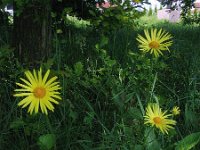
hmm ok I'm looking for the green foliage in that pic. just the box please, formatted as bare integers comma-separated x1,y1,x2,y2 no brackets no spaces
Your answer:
0,0,12,8
51,0,105,20
148,7,153,16
0,45,21,83
180,0,200,25
63,15,90,29
1,3,200,149
175,132,200,150
159,5,163,10
49,41,168,148
74,61,84,76
144,128,161,150
181,0,193,16
15,0,30,16
154,6,158,14
12,0,52,16
10,118,26,129
0,45,13,70
38,134,56,150
90,3,143,35
182,10,200,26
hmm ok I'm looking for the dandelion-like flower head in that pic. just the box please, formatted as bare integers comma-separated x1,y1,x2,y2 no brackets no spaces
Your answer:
136,28,173,57
144,103,176,134
14,68,61,115
172,106,180,116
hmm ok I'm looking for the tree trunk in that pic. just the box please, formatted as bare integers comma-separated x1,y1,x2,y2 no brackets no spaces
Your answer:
13,1,51,66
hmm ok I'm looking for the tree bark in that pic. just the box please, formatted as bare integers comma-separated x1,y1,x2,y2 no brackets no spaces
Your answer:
13,1,51,66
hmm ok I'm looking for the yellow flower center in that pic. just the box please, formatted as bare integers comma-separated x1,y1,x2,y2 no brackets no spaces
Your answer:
33,87,46,98
153,117,162,124
149,41,160,49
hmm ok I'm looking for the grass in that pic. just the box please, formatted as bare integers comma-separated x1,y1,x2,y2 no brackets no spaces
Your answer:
1,14,200,149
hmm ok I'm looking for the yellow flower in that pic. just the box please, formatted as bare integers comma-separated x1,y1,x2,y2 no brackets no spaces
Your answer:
172,106,180,116
136,28,173,57
144,103,176,134
14,68,61,115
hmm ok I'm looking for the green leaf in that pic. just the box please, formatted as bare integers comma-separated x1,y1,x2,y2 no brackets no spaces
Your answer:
105,59,116,67
99,36,109,48
175,132,200,150
74,62,83,76
1,0,12,8
144,128,161,150
128,107,143,120
38,134,56,150
134,145,144,150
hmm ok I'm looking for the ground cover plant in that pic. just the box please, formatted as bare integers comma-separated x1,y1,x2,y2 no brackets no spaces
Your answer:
1,0,200,149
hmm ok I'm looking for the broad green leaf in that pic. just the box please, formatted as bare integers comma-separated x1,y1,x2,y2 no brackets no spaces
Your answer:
175,132,200,150
38,134,56,150
144,128,161,150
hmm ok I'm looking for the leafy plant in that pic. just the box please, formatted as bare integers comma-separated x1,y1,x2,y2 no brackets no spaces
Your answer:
175,132,200,150
182,10,200,25
90,2,143,35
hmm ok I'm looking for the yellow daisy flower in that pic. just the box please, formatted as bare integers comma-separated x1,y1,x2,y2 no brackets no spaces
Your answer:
136,28,173,57
172,106,180,116
144,103,176,134
14,68,61,115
